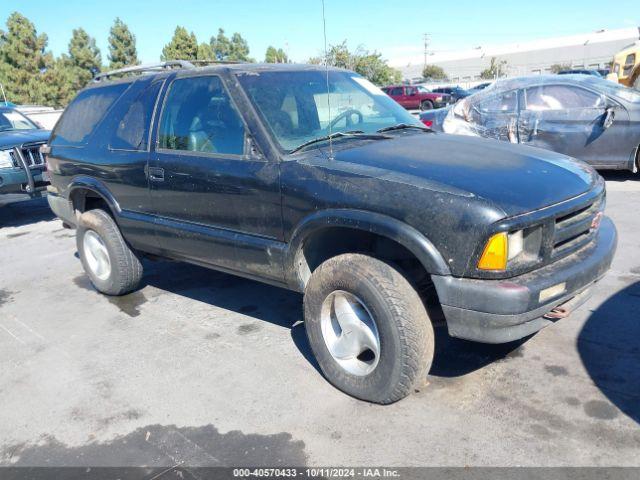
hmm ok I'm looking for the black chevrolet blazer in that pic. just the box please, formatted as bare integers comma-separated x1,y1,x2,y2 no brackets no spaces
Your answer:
45,62,617,403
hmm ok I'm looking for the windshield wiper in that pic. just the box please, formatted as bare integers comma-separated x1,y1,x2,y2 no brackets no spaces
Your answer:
377,123,432,133
289,131,390,154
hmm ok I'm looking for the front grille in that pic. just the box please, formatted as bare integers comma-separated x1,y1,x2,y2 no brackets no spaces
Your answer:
551,196,602,257
10,143,47,169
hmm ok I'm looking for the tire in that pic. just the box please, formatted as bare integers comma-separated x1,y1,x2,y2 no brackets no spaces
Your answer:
76,209,143,296
304,253,435,404
420,100,434,111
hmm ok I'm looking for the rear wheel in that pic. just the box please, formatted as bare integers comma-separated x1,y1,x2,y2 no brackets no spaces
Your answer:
303,253,434,404
420,100,434,111
76,209,143,296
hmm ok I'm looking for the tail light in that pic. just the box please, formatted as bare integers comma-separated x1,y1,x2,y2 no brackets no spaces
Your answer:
421,119,433,128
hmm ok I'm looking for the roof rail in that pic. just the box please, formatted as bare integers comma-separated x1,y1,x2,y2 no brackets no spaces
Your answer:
93,60,195,82
189,59,247,65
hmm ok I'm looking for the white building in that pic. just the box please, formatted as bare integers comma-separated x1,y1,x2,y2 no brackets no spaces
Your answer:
392,27,640,86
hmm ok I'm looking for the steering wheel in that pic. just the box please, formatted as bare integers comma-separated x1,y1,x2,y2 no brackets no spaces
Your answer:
328,109,364,131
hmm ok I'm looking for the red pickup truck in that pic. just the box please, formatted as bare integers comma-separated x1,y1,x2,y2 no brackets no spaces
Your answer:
382,85,452,111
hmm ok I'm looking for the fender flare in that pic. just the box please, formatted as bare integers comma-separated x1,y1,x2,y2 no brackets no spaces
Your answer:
66,176,121,216
285,209,451,289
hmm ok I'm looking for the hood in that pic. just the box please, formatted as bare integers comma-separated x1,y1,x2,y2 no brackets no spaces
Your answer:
329,133,597,217
0,129,51,150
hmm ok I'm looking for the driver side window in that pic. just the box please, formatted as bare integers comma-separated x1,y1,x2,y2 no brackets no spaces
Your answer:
158,75,246,156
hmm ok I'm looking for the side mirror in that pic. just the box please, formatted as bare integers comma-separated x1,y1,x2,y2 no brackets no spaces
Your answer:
603,107,615,129
246,136,264,160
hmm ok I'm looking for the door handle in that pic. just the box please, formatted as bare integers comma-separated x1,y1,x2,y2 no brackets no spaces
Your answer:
147,166,164,182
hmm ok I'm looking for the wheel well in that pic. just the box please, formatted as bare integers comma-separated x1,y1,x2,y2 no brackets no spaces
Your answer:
70,189,113,217
295,227,439,306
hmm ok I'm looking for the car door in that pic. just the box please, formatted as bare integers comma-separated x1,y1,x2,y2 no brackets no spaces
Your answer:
149,73,284,281
403,86,419,109
389,87,405,107
468,89,519,142
518,83,632,168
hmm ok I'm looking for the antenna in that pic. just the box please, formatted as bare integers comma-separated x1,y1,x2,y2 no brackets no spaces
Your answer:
321,0,334,160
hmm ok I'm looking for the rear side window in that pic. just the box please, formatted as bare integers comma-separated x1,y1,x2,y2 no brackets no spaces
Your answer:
110,81,163,151
51,83,129,146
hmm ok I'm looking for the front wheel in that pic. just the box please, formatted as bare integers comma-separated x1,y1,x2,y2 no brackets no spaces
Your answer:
303,254,434,404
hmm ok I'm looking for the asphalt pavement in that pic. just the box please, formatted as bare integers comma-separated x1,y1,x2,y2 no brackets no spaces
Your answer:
0,172,639,467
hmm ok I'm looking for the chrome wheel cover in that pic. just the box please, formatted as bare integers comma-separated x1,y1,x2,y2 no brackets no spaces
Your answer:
83,230,111,281
320,290,381,376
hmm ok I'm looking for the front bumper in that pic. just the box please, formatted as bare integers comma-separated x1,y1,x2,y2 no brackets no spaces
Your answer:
47,189,77,227
432,216,617,343
0,167,48,195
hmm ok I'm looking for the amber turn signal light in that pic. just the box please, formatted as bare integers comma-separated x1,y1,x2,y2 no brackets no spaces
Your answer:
478,232,508,271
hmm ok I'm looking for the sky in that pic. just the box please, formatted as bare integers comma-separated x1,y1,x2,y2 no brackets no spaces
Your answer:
2,0,639,67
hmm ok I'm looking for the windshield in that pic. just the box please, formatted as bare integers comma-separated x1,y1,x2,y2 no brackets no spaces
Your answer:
237,70,421,152
0,110,38,132
416,86,430,93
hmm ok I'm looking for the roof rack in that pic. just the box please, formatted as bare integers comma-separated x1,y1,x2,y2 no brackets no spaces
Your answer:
93,60,196,82
189,59,247,65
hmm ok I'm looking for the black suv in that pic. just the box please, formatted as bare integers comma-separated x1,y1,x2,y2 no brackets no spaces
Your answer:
46,62,617,403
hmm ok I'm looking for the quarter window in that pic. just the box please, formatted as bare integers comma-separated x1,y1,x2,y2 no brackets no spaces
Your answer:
158,76,245,156
110,81,162,151
389,87,403,96
52,83,129,146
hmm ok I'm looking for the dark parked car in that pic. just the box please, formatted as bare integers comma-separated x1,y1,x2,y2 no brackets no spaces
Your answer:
382,85,452,110
431,86,471,102
46,62,616,403
558,69,603,77
468,82,492,93
0,107,50,196
420,75,640,171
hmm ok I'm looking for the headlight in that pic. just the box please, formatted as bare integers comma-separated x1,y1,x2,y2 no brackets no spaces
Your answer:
0,149,14,168
477,230,524,271
507,230,524,260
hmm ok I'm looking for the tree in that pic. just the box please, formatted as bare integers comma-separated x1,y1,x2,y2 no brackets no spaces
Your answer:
0,12,51,105
209,28,252,62
66,28,102,93
265,46,288,63
108,18,138,69
309,41,401,86
480,57,508,80
197,42,215,61
549,63,572,74
422,64,447,81
161,26,197,61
